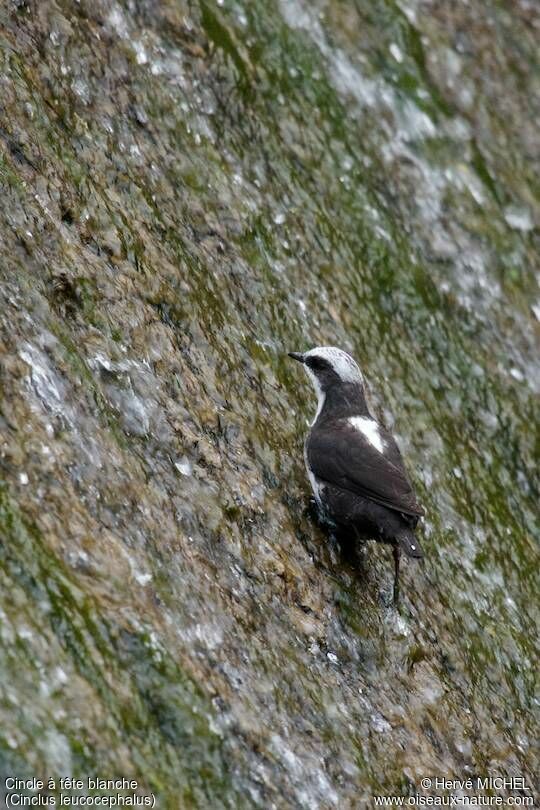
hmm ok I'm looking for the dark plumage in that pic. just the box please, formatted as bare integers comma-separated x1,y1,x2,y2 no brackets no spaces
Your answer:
288,346,424,602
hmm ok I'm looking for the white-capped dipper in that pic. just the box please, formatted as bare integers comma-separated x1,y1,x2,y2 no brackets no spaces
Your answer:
288,346,424,602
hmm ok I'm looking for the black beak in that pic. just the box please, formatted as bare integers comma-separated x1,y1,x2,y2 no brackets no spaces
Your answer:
288,352,305,363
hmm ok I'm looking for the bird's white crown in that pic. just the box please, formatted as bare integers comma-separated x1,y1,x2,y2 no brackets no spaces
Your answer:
305,346,363,384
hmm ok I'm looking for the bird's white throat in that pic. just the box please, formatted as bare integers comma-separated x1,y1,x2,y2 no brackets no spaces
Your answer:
305,367,326,425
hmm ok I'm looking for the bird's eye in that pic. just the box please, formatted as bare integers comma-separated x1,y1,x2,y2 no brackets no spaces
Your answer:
307,357,325,370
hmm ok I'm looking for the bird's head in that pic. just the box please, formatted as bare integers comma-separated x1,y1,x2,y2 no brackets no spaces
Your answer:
288,346,364,396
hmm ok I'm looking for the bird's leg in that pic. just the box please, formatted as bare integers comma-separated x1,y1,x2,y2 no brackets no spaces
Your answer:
392,545,401,605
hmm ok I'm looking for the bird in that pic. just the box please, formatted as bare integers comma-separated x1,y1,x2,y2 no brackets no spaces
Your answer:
288,346,424,603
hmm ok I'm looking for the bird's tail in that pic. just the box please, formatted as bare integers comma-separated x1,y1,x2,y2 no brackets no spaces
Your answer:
397,530,423,558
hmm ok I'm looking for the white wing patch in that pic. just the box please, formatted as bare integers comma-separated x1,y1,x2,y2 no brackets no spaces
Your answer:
348,416,385,454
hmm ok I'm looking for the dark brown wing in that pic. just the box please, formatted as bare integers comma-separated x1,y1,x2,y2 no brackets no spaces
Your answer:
307,420,424,518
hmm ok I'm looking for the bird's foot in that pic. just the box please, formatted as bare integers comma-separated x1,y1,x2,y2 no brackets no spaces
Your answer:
306,497,322,523
306,497,336,532
378,583,400,610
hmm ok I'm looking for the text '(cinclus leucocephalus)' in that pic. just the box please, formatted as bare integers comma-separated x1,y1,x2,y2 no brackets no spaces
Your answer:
288,346,424,603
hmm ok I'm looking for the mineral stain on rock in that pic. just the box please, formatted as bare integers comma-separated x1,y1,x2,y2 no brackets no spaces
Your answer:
0,0,538,807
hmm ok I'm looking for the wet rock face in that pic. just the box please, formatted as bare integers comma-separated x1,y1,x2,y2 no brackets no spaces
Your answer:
0,0,538,806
